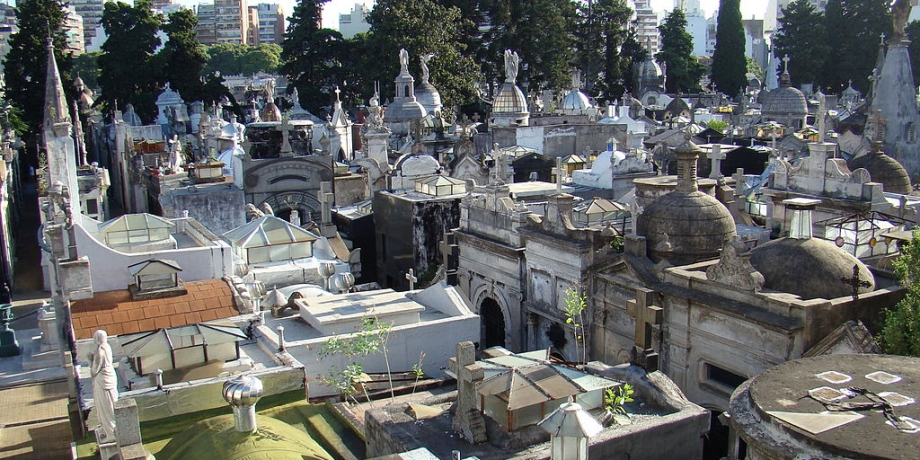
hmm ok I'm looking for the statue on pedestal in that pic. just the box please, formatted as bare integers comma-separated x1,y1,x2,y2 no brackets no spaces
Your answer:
91,330,118,441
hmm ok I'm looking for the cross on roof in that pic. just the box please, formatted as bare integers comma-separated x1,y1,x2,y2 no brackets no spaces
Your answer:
881,33,886,45
334,86,341,102
626,288,663,351
708,144,725,179
841,264,871,300
319,181,334,223
405,268,418,290
439,230,459,283
553,157,566,195
782,54,790,74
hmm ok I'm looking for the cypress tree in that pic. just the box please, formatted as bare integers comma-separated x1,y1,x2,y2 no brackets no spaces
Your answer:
710,0,747,99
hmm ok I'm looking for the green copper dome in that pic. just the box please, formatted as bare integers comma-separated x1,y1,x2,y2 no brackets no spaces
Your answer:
156,414,333,460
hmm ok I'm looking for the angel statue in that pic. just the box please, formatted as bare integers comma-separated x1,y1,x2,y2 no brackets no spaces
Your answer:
892,0,912,40
399,48,409,74
245,204,265,221
504,49,520,83
420,53,435,83
260,202,275,216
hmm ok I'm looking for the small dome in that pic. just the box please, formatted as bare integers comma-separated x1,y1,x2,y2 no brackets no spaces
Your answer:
639,59,662,80
493,82,528,115
750,238,875,300
638,137,736,264
156,414,333,460
847,142,911,194
561,89,592,115
761,71,807,122
260,102,282,122
386,99,427,122
415,81,442,114
665,96,691,119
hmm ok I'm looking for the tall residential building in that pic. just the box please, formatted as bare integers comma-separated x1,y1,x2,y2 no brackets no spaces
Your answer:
151,0,173,11
196,4,217,46
256,3,285,44
0,24,16,73
214,0,249,45
338,3,370,39
632,0,660,55
69,0,103,48
247,6,260,45
63,6,85,55
673,0,703,17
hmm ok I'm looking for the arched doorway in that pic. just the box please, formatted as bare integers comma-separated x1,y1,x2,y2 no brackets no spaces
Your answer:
480,298,505,349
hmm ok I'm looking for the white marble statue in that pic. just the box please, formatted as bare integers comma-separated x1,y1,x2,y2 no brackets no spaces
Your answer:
167,135,184,174
91,330,118,441
399,48,409,74
420,53,434,83
504,50,520,83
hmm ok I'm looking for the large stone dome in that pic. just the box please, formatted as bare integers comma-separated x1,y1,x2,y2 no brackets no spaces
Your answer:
157,414,334,460
415,81,442,115
847,141,912,194
561,89,592,115
637,136,736,264
760,71,807,128
750,237,875,300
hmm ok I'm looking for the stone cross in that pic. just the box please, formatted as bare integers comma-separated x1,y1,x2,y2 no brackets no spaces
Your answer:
732,168,748,201
439,231,459,284
816,90,827,142
708,144,725,179
279,114,293,156
319,181,333,224
449,341,487,443
405,268,418,290
626,288,663,370
471,112,481,123
782,54,790,74
629,201,642,235
334,86,341,102
869,109,887,144
553,157,566,195
841,264,872,300
492,143,502,183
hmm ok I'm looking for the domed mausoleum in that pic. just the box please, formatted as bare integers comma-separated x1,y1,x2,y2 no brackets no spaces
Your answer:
750,198,875,300
847,140,912,194
760,58,807,129
637,135,736,265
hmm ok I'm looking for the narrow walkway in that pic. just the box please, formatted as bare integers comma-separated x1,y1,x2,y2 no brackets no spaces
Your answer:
0,380,72,459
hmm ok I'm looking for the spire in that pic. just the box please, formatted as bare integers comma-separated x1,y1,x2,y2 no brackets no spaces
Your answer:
43,37,71,129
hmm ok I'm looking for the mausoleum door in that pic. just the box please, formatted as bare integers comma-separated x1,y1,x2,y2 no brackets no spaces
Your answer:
481,298,506,349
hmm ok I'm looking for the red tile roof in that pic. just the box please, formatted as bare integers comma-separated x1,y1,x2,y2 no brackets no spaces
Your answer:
70,279,237,339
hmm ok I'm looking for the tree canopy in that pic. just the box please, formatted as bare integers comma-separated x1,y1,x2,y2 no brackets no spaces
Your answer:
773,0,829,88
820,0,890,93
710,0,747,98
365,0,481,109
574,0,633,101
656,8,705,93
3,0,72,141
161,9,206,103
97,0,163,122
881,233,920,357
280,0,346,115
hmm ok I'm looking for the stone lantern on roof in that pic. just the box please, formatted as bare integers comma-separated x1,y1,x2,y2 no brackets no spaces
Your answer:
538,399,604,460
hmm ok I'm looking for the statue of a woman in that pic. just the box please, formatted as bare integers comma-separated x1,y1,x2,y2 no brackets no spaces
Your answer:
504,50,519,83
892,0,912,40
399,48,409,73
91,330,118,441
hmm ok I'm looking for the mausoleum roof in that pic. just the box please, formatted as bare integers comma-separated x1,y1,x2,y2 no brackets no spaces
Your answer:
493,82,528,115
847,142,912,194
750,237,875,300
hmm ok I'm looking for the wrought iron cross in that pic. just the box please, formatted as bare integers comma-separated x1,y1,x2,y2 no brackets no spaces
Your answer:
841,264,871,300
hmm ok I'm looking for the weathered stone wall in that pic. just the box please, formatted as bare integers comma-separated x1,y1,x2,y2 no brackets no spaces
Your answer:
162,184,246,235
333,173,367,207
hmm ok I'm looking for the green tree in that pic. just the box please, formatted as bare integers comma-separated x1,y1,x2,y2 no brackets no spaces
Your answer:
881,233,920,356
773,0,828,88
482,0,577,93
203,43,247,75
98,0,163,122
365,0,481,109
160,9,206,102
3,0,72,141
711,0,747,98
906,21,920,89
73,51,102,90
821,0,890,93
241,44,281,76
619,23,648,95
280,0,346,114
656,8,705,93
575,0,633,101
